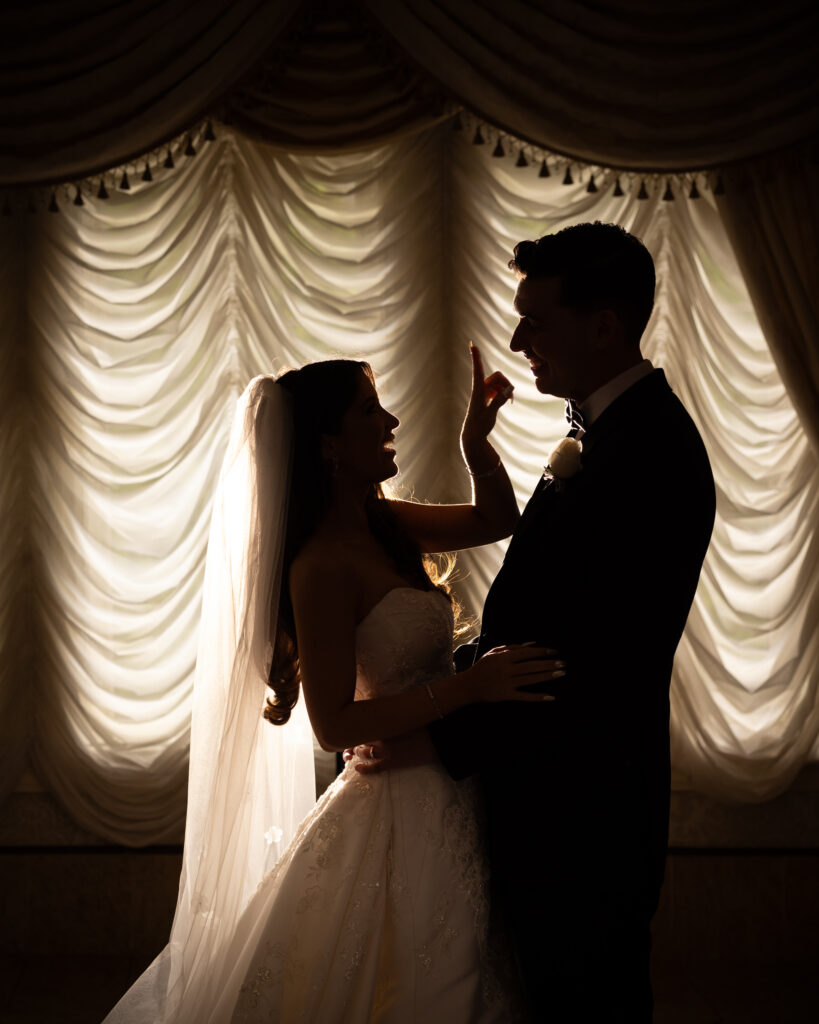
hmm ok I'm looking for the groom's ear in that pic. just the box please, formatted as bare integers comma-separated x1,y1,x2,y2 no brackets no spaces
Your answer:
594,307,621,350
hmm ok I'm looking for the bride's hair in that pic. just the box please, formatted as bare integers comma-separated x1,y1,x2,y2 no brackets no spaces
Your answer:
264,359,449,726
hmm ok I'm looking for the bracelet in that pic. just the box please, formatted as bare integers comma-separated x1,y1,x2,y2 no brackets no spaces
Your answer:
424,682,444,719
467,457,502,479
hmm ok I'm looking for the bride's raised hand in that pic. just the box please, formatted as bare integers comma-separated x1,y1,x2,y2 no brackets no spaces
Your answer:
465,644,565,703
461,343,513,461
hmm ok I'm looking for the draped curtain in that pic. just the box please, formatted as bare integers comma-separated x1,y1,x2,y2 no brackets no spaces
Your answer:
0,0,303,185
366,0,819,169
12,126,455,842
717,141,819,456
449,130,819,801
1,0,817,842
3,1,817,184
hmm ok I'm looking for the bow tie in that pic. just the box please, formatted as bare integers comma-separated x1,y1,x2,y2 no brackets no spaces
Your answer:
564,398,585,433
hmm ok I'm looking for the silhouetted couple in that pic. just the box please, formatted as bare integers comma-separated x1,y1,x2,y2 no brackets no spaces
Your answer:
105,222,714,1023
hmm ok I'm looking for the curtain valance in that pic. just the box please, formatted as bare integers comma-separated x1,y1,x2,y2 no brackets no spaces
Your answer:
2,0,818,186
365,0,819,171
0,0,301,186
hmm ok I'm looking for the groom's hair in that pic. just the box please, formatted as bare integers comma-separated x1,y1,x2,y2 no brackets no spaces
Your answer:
508,222,655,346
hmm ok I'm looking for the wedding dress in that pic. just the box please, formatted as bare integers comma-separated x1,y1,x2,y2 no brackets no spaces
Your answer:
221,586,508,1023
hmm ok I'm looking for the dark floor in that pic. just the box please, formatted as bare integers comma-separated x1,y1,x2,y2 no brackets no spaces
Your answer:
1,954,817,1023
4,781,819,1023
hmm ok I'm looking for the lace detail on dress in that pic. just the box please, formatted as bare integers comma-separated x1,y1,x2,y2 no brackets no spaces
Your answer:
232,588,517,1024
355,587,454,699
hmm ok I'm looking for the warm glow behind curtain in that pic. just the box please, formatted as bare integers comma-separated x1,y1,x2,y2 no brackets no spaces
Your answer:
717,143,819,457
6,123,818,845
447,131,819,801
26,127,452,844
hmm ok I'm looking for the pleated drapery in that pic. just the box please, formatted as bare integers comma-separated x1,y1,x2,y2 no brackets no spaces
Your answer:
0,0,302,185
365,0,819,170
1,0,818,843
717,141,819,457
448,131,819,802
2,0,818,186
2,123,817,845
11,127,459,842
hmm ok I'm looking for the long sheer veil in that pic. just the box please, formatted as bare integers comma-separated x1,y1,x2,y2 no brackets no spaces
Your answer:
105,376,316,1022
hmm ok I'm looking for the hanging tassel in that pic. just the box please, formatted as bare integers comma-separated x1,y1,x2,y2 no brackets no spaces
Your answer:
689,178,700,200
164,149,175,169
562,166,573,185
662,179,674,201
48,191,59,212
142,163,153,183
713,174,725,195
538,159,550,178
613,177,624,196
119,170,131,190
97,179,109,200
185,135,196,157
492,138,505,158
73,185,84,206
586,175,598,194
637,180,649,200
516,150,528,168
472,125,485,145
451,112,463,131
204,120,216,142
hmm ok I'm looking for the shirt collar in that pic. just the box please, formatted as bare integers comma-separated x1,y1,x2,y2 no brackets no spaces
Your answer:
579,359,654,427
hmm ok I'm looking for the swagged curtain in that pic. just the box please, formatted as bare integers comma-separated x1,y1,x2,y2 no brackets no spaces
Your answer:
1,0,818,841
3,1,818,184
2,121,817,847
3,127,461,842
448,128,819,802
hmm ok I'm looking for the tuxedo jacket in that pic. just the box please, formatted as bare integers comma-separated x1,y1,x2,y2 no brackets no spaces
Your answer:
432,370,715,923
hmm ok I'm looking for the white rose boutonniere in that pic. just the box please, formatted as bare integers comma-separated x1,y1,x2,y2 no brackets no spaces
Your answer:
544,437,583,487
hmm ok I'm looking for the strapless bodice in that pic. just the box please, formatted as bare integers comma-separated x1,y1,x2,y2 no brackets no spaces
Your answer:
354,587,454,700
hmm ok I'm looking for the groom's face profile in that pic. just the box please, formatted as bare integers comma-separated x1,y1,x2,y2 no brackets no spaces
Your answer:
510,275,596,400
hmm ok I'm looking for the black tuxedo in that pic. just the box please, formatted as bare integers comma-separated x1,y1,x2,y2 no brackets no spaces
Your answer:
431,370,715,1022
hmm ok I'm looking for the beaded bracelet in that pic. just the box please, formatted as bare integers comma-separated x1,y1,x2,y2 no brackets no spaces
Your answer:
467,457,502,480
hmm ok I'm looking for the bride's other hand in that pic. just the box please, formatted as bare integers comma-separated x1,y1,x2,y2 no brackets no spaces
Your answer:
466,644,565,702
345,731,438,775
342,741,380,764
460,342,513,467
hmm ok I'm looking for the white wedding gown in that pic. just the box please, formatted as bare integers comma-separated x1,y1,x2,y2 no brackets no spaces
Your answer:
221,586,513,1023
106,586,517,1024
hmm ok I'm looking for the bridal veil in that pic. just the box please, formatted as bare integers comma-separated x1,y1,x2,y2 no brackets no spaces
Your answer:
105,376,316,1022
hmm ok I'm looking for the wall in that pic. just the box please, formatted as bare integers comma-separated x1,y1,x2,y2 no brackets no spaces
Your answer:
2,765,817,965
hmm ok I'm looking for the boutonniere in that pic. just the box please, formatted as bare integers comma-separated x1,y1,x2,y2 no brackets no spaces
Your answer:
543,437,583,487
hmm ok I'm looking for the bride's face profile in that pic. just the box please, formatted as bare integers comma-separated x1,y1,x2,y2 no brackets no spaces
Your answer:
325,371,400,485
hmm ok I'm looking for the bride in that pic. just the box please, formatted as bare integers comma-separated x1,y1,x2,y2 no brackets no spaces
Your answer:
104,348,562,1023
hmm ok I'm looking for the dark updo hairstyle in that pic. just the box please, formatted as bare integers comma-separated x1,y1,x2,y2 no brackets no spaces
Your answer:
264,359,444,725
508,221,656,346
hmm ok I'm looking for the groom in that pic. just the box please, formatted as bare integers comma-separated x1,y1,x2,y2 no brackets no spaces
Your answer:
429,222,715,1021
